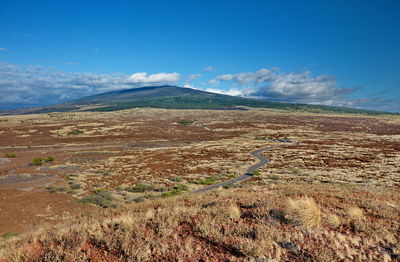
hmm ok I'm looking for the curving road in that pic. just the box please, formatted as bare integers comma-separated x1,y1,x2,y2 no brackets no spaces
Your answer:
192,139,296,194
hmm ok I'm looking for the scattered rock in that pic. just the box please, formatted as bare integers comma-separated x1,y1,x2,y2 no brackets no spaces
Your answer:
278,241,299,252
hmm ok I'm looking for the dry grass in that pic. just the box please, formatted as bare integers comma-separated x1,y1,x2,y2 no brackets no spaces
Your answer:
325,213,341,228
0,183,399,261
348,207,364,220
1,109,399,261
287,197,321,228
225,205,241,219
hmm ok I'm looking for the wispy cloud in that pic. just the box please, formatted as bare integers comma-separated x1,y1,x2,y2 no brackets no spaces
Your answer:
0,47,9,52
203,66,213,71
186,73,201,82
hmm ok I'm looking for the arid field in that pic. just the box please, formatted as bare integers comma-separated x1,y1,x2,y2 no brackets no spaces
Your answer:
0,108,399,261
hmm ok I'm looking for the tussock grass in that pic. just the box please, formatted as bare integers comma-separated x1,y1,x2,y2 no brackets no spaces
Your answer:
1,184,399,261
325,213,341,228
348,207,364,220
287,197,321,228
225,205,241,219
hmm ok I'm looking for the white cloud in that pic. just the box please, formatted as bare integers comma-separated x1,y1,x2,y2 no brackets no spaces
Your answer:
216,74,234,81
0,47,9,52
0,62,397,112
205,67,396,110
0,63,185,109
208,79,218,85
183,83,195,89
129,72,180,83
186,73,201,82
209,68,276,86
252,70,357,104
203,66,213,71
205,88,242,96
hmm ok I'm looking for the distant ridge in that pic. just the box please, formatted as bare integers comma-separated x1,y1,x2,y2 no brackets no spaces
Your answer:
0,85,394,115
71,85,210,104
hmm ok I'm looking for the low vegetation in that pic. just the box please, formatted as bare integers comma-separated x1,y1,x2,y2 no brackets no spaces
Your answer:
160,184,188,197
32,157,43,166
286,197,321,228
4,153,16,158
84,91,394,115
192,177,218,185
1,183,398,261
32,156,54,165
79,189,116,208
124,183,155,193
43,156,54,163
177,119,194,125
46,186,67,193
67,129,84,135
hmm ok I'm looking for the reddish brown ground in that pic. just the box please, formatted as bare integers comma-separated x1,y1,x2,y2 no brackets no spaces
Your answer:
0,108,399,239
0,190,97,234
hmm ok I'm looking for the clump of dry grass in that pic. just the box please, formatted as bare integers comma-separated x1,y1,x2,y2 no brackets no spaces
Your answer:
287,197,321,228
347,207,364,220
225,205,241,219
325,213,341,228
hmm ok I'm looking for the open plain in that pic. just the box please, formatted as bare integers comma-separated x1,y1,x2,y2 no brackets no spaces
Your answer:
0,108,399,261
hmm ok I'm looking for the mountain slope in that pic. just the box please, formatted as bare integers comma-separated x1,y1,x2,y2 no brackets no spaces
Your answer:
0,85,394,115
72,85,207,104
75,85,390,115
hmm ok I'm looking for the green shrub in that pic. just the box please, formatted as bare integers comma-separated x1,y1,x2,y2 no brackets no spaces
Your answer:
70,183,81,190
44,156,54,163
252,170,261,176
67,129,84,135
192,177,218,185
160,188,182,197
177,119,194,125
160,184,189,198
4,153,16,158
46,186,67,193
175,184,188,191
79,189,115,208
2,232,18,239
292,168,301,174
125,183,155,193
169,176,183,182
223,182,241,189
33,157,43,165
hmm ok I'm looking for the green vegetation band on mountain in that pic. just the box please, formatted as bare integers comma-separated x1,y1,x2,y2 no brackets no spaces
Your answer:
80,86,390,115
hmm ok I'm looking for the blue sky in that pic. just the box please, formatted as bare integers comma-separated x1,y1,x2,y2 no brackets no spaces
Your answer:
1,0,399,112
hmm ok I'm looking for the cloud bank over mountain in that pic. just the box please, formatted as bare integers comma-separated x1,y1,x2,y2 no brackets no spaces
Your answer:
0,63,179,109
0,62,398,112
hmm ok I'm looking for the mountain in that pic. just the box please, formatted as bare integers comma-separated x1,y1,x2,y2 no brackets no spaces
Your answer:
0,85,393,115
72,85,206,104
